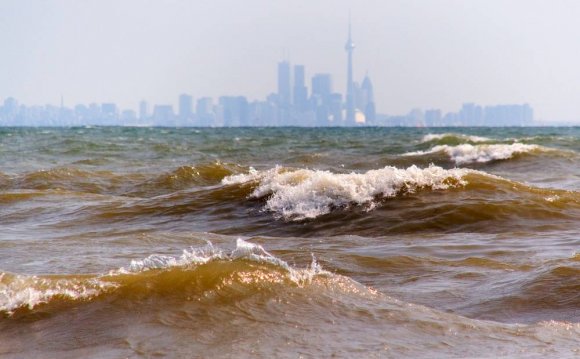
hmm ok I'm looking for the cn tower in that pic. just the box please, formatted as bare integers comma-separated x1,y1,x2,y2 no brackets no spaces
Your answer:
345,18,356,125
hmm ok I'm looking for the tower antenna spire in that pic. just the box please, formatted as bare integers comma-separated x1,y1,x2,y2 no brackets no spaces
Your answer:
348,10,352,40
345,13,356,125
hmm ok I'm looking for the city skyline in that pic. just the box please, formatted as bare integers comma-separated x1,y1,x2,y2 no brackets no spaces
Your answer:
0,18,536,127
0,88,536,127
2,1,580,122
0,19,538,127
0,20,536,127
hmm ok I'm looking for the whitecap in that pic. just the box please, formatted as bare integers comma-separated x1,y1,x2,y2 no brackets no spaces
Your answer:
421,133,492,143
118,239,325,284
223,165,469,220
406,143,540,165
0,272,115,313
0,239,327,313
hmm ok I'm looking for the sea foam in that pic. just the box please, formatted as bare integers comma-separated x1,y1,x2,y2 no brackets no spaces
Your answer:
0,272,115,313
0,239,326,313
406,143,539,165
223,165,468,220
119,238,325,284
421,133,492,143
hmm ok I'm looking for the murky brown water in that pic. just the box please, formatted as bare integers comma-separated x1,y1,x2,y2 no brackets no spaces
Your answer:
1,127,579,358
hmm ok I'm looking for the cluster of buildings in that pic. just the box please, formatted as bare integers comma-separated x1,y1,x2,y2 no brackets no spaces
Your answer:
385,103,534,127
0,23,377,127
0,96,534,127
0,23,535,127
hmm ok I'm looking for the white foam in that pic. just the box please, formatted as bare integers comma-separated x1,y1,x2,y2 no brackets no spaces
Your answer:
406,143,539,165
120,241,225,273
545,195,560,203
122,238,326,284
230,238,325,283
0,272,115,313
0,239,327,313
421,133,492,143
223,165,469,220
221,166,260,185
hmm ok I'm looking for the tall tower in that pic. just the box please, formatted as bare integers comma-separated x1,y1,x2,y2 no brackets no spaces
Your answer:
345,18,356,125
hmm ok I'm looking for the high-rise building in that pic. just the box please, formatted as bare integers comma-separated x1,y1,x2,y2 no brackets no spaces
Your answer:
460,103,483,126
361,75,374,105
218,96,249,127
121,109,137,124
329,93,343,125
483,104,533,126
152,105,174,125
425,109,442,127
361,75,376,124
277,61,291,106
101,103,118,124
178,94,193,122
3,97,18,118
345,19,356,125
293,65,308,111
311,74,332,100
311,74,333,126
139,100,148,121
101,103,117,116
196,97,214,126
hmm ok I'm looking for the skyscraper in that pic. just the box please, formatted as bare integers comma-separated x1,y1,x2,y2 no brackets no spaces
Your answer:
361,74,376,124
178,93,193,122
196,97,215,126
293,65,308,111
311,73,332,100
101,103,118,124
311,74,333,125
152,105,175,125
139,100,148,121
277,61,291,106
345,19,356,126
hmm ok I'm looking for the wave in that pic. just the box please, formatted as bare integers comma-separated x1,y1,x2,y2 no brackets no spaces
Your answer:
0,272,116,314
405,143,544,165
3,239,580,358
0,239,329,314
520,265,580,309
215,167,580,234
489,264,580,313
2,164,579,236
1,162,245,198
5,238,577,321
223,165,469,220
421,133,493,144
126,162,243,197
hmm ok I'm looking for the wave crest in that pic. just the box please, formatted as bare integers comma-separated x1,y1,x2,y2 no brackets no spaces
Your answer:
421,133,492,144
1,239,327,314
0,272,116,313
224,165,469,220
407,143,541,165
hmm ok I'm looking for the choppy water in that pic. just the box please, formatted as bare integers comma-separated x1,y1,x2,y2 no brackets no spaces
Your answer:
1,127,579,358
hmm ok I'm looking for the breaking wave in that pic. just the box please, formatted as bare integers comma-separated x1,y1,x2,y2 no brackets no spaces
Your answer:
0,272,116,314
0,239,328,314
223,165,469,220
406,143,543,165
421,133,493,144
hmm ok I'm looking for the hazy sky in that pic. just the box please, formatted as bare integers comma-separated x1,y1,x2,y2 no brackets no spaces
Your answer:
2,0,580,122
